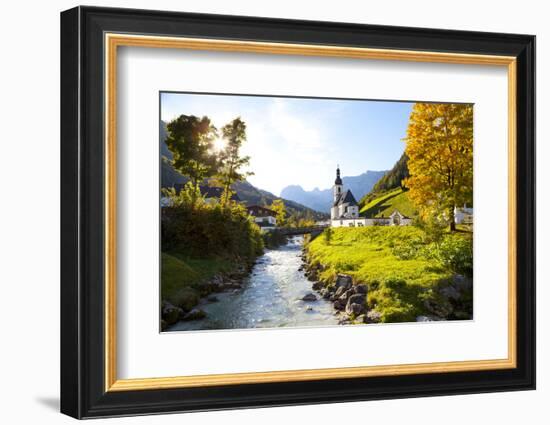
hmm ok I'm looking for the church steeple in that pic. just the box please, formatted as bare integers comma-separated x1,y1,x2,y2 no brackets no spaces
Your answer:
333,165,343,206
335,165,343,185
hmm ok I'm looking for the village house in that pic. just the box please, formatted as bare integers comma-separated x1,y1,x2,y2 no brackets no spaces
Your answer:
330,166,412,228
246,205,277,228
454,204,474,224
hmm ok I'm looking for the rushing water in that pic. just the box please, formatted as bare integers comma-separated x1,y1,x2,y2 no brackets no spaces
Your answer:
168,235,339,332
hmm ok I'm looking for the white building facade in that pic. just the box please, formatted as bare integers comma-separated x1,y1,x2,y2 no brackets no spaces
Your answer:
330,166,412,228
454,204,474,224
246,205,277,228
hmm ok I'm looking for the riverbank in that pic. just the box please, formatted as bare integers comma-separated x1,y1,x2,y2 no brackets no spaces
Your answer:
166,236,339,331
303,226,473,323
161,252,255,330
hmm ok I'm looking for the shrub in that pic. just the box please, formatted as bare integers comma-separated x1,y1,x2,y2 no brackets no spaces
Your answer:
436,235,473,277
161,201,264,262
391,236,423,260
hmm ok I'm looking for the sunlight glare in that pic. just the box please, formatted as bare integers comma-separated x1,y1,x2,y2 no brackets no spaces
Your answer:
213,137,227,152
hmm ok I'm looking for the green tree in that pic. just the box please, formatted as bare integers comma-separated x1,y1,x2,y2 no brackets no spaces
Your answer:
165,115,218,207
217,117,253,206
404,103,473,231
270,199,286,227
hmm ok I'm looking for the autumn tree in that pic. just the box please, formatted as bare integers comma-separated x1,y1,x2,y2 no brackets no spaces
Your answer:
216,117,253,206
270,199,287,227
403,103,473,231
165,115,218,207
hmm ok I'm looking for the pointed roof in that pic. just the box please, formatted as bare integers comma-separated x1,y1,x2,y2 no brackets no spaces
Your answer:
334,189,358,207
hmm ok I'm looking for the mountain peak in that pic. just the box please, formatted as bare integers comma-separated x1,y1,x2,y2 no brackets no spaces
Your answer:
280,170,387,213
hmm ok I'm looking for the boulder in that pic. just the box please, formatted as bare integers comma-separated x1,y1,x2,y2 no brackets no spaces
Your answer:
338,317,352,325
347,293,366,307
302,292,317,302
333,299,346,311
333,285,347,299
182,309,207,321
452,275,473,292
353,284,368,294
207,295,219,303
424,298,453,318
354,314,367,324
366,310,382,323
172,287,200,311
162,302,182,325
312,281,324,291
335,274,353,290
340,289,354,301
440,285,461,301
346,302,365,316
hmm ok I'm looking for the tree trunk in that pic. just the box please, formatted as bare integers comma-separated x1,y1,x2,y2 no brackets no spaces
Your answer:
449,206,456,231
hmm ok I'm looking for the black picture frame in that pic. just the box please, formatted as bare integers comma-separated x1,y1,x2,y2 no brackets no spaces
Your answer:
61,5,536,419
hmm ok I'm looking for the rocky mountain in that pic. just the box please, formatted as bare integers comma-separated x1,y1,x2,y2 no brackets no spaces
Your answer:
280,170,387,213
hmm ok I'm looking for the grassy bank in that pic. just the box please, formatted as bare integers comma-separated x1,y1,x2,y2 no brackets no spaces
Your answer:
161,200,264,315
360,187,416,218
161,252,234,310
305,226,472,322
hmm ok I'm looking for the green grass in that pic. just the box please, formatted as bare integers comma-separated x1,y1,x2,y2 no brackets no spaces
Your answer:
306,226,455,322
161,252,233,310
360,187,416,218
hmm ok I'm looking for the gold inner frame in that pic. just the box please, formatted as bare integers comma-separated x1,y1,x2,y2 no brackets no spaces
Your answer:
104,33,517,392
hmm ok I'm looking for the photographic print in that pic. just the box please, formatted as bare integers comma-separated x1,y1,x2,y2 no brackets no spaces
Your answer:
160,93,474,332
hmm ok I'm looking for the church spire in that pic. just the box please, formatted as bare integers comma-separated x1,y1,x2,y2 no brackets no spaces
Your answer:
334,165,343,185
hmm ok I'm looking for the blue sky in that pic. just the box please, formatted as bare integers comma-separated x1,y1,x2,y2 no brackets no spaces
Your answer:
161,92,413,196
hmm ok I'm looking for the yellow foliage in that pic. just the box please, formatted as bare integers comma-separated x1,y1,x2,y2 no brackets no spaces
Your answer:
403,103,473,226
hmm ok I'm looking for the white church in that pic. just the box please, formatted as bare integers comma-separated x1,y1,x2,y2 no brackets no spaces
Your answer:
330,166,413,228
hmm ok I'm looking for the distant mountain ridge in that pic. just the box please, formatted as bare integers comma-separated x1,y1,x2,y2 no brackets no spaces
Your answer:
280,170,387,213
160,121,328,220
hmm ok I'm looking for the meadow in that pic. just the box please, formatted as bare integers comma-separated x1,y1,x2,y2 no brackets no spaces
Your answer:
306,226,473,322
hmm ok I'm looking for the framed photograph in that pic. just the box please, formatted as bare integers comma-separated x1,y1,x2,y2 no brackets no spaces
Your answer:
60,6,535,419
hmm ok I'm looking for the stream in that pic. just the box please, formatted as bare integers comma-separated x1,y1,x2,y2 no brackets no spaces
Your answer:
168,235,339,331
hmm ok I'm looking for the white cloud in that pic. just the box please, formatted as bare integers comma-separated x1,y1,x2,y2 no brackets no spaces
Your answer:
245,99,333,194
